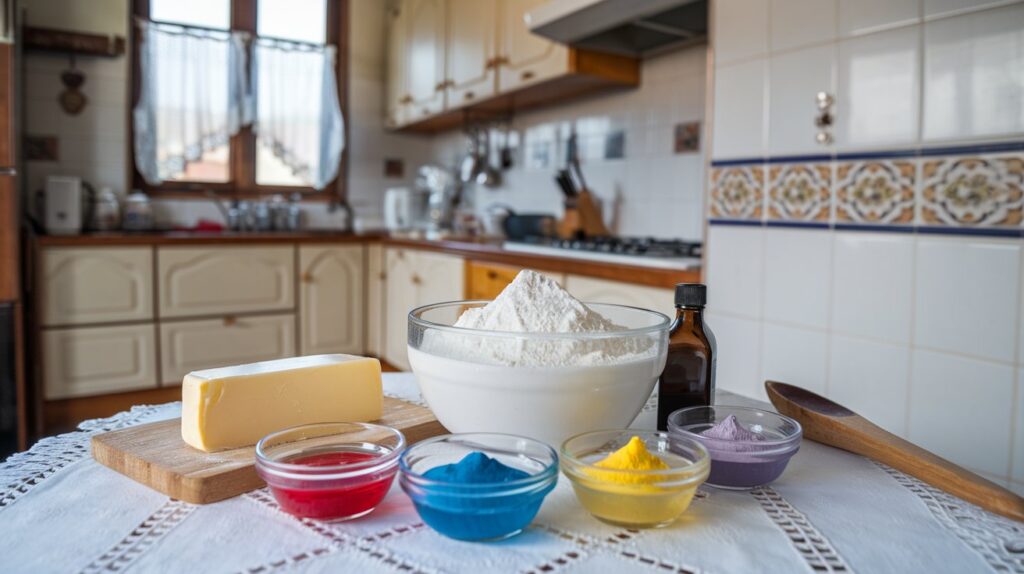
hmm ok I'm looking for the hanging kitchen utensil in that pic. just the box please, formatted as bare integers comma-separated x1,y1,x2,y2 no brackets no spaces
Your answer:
476,128,502,188
459,128,481,184
500,125,514,170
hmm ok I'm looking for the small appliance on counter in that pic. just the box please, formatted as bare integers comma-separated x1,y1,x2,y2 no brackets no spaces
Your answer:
90,187,121,231
122,190,154,231
42,176,94,235
384,187,421,232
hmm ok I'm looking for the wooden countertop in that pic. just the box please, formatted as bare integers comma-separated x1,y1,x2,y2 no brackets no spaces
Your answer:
33,231,700,288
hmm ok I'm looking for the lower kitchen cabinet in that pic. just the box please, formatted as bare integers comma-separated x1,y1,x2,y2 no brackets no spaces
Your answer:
299,245,364,355
159,314,296,384
42,324,158,400
565,275,677,319
383,248,464,370
365,243,386,357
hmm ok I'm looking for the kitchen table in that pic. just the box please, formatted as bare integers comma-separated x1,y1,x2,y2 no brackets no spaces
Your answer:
1,373,1020,573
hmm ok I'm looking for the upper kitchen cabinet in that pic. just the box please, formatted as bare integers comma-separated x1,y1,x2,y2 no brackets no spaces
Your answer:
403,0,448,123
387,0,639,133
385,2,410,128
498,0,569,92
447,0,499,107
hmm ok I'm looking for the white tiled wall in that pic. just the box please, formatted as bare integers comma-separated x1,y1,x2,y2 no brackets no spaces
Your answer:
706,226,1024,491
428,47,708,240
712,0,1024,158
23,53,129,199
708,0,1024,495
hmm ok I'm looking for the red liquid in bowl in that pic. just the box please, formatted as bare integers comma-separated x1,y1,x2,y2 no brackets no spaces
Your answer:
267,450,397,521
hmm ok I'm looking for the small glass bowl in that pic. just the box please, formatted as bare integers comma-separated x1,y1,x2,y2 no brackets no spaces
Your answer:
255,422,406,522
560,430,709,528
667,406,802,490
399,433,559,541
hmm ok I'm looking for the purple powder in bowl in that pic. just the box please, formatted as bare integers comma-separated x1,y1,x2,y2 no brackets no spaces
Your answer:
666,407,802,490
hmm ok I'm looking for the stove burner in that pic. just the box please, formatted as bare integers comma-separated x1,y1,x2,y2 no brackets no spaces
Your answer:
517,236,702,258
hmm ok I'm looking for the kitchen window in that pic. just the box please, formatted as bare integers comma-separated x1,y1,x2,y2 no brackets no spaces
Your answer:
130,0,347,197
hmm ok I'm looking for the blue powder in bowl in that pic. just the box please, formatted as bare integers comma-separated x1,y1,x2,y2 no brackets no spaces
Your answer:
423,451,529,483
404,451,556,541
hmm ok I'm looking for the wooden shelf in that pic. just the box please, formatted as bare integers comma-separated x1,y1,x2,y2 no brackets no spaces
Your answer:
395,49,640,134
24,27,126,58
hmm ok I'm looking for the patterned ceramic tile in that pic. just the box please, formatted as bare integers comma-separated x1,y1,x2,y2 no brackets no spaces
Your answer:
834,160,916,224
709,164,764,220
920,154,1024,227
767,163,832,221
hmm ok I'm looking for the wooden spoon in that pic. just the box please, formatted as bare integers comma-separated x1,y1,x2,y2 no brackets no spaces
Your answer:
765,380,1024,523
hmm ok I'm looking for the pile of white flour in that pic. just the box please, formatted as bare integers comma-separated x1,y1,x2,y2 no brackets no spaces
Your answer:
420,270,654,367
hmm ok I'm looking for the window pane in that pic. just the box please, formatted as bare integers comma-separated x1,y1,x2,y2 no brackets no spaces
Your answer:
258,0,327,44
151,0,230,30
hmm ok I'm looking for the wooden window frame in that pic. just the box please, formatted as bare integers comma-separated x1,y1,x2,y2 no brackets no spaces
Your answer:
128,0,349,202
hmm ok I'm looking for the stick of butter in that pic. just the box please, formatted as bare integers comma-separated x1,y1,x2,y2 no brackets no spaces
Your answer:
181,354,383,452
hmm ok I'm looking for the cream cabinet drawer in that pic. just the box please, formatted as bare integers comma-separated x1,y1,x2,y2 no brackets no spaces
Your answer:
43,324,158,399
41,247,154,326
159,314,296,384
565,275,676,319
157,246,295,318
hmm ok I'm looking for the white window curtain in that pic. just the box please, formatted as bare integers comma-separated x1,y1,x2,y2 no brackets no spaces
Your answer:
133,20,252,185
253,39,345,190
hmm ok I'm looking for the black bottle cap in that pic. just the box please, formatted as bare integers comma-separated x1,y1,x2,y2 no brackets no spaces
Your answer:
675,283,706,308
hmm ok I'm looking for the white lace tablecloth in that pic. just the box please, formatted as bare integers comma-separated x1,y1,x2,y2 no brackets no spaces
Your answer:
1,373,1021,574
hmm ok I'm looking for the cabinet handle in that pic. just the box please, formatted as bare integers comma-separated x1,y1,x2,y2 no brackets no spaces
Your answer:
379,272,387,281
411,274,423,286
521,70,535,81
486,270,497,280
435,82,446,92
399,95,413,104
464,91,475,100
223,315,237,327
301,272,314,283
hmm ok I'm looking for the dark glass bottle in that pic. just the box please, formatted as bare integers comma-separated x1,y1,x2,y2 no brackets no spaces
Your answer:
657,283,716,430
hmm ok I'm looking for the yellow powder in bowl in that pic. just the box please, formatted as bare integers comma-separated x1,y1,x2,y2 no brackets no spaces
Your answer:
586,436,669,484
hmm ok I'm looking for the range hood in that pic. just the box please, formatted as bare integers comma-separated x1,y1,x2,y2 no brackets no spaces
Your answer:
527,0,707,58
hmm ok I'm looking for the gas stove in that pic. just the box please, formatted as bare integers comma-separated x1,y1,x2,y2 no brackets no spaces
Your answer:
503,237,702,270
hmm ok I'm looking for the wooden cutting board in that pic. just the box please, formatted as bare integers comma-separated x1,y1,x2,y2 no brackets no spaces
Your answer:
91,397,446,504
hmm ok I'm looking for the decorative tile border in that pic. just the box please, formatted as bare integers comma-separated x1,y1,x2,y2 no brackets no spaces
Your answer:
709,165,763,220
835,160,915,225
708,141,1024,238
767,163,831,222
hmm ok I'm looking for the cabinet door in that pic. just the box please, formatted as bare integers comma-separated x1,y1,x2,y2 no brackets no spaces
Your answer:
384,248,417,370
446,0,497,107
415,250,465,312
386,1,409,128
365,243,385,357
404,0,447,122
299,245,364,355
498,0,568,92
159,314,296,384
43,324,158,399
157,246,294,318
41,247,154,326
565,275,676,319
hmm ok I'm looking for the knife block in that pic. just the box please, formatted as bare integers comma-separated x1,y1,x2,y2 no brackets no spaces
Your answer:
558,190,610,239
